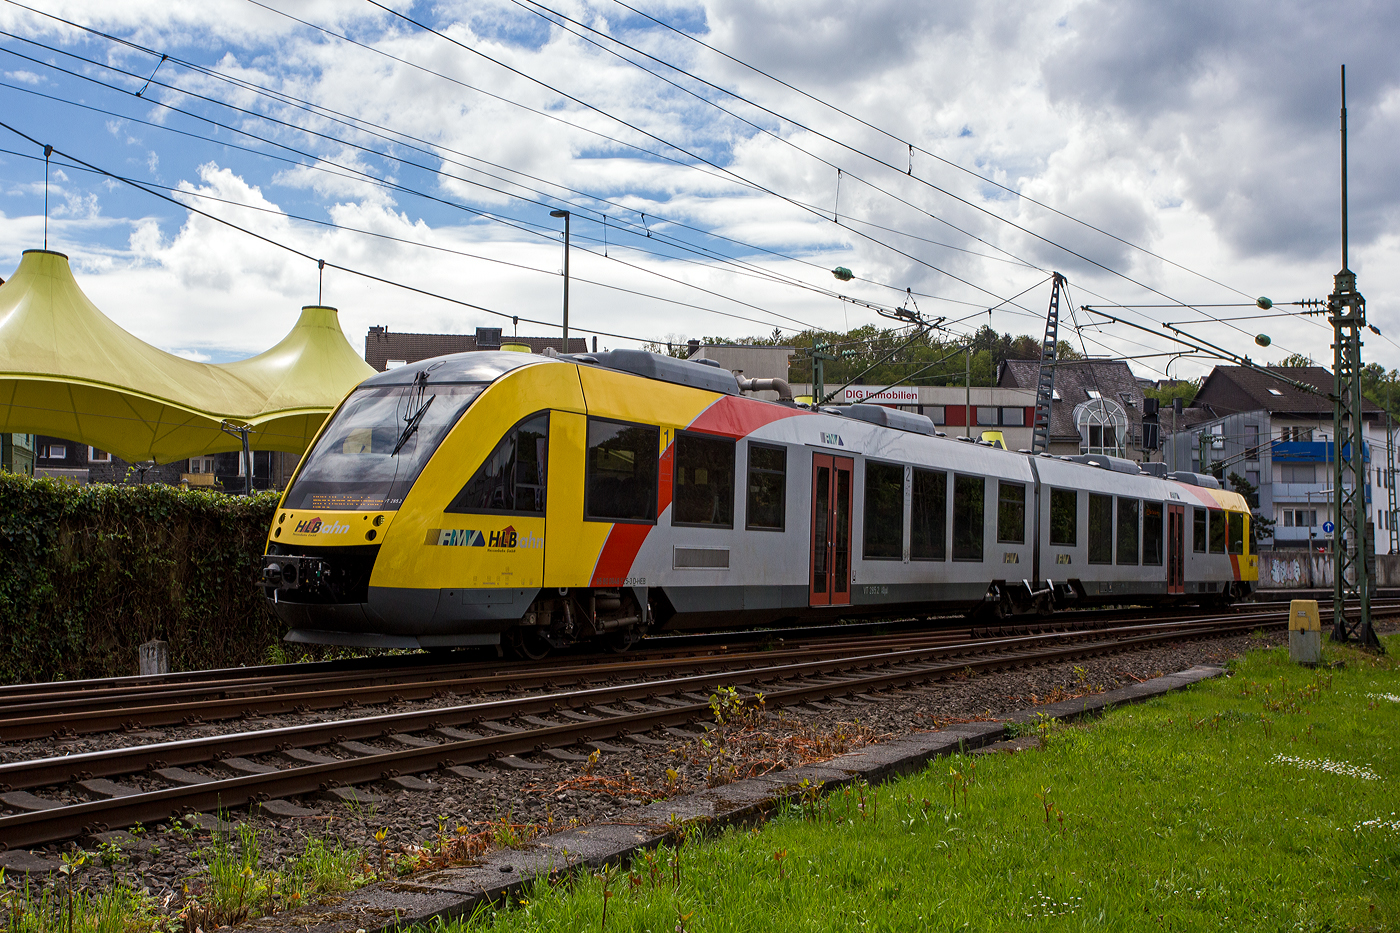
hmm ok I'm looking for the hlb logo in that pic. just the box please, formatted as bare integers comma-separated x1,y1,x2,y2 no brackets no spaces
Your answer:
294,517,350,535
489,526,518,548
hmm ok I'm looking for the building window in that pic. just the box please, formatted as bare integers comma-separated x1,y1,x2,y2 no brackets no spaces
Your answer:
1209,509,1226,554
89,447,111,462
862,461,904,559
745,444,786,531
1281,463,1316,484
1193,507,1207,552
1246,424,1260,449
1143,501,1163,566
952,474,984,561
1001,407,1026,427
911,468,946,561
1075,398,1127,457
1228,512,1245,555
997,481,1025,544
923,406,946,426
584,418,658,523
1086,389,1101,399
976,406,998,426
188,456,216,474
1049,488,1077,546
446,412,549,515
1116,497,1140,565
1283,510,1292,527
386,359,407,369
1088,494,1113,564
1267,388,1284,396
46,445,66,459
672,432,735,527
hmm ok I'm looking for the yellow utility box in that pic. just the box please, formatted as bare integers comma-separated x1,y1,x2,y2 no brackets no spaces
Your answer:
1289,599,1321,666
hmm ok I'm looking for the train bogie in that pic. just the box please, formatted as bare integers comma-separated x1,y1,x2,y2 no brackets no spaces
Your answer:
262,349,1257,651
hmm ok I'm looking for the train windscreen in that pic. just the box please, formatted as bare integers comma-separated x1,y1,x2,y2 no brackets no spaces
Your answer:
284,382,485,511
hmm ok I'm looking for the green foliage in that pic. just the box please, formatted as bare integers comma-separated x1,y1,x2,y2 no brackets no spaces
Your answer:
1143,377,1201,408
0,472,280,683
656,322,1049,389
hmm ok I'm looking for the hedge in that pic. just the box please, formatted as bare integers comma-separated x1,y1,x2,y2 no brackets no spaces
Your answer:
0,471,283,684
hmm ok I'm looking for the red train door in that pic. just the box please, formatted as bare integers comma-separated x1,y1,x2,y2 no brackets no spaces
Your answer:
810,453,853,606
1167,503,1185,594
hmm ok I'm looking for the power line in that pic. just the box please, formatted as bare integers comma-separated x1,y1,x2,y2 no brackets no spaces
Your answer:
0,121,668,347
606,0,1263,304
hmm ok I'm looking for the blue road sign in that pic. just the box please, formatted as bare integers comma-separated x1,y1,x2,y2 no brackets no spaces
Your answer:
1323,520,1335,534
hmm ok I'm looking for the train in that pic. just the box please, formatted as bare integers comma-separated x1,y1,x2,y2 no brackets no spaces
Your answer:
260,348,1259,655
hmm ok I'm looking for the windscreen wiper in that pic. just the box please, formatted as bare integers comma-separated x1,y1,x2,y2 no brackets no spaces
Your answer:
392,393,434,456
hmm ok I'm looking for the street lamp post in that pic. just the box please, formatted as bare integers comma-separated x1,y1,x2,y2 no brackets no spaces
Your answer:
549,210,570,350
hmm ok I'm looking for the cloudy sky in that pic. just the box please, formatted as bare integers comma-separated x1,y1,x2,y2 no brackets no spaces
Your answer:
1,0,1397,380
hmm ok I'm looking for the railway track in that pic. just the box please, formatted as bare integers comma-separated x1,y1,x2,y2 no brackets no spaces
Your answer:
0,601,1338,736
0,605,1378,848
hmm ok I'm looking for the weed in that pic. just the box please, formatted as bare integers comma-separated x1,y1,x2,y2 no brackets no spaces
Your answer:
582,748,601,776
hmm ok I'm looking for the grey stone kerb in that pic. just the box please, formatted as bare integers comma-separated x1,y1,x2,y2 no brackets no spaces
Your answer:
238,665,1225,933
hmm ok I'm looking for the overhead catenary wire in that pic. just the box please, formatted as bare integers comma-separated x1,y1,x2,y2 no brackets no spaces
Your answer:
0,122,668,348
0,2,1320,363
0,21,1038,325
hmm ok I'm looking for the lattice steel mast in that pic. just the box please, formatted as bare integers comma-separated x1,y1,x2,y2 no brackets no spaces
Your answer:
1329,65,1381,649
1031,273,1066,453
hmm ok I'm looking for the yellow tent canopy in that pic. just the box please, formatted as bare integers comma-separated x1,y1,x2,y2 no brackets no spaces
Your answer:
0,249,374,463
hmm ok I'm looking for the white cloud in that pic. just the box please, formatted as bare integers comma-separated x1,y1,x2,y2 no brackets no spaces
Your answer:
0,0,1397,383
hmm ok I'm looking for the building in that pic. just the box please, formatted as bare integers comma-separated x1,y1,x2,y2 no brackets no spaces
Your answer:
997,358,1150,461
1161,365,1396,553
366,326,589,372
1,433,35,475
33,437,294,491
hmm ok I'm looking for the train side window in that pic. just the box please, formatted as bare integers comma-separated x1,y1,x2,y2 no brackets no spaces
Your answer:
1088,494,1113,563
997,481,1025,544
1049,488,1077,546
863,460,905,559
1142,501,1163,565
584,418,659,523
952,474,984,561
1209,508,1226,554
446,412,549,515
1116,498,1140,565
911,468,946,561
672,432,735,527
745,443,786,531
1193,508,1207,553
1228,511,1245,555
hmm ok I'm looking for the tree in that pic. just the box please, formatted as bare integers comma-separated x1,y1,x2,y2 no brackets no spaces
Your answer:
1144,378,1201,408
1228,470,1275,546
1278,352,1314,367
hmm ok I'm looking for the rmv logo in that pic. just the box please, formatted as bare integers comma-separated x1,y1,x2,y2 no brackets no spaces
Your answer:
820,432,845,446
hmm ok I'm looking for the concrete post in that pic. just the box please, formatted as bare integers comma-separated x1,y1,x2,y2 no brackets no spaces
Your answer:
1289,599,1321,667
139,639,169,676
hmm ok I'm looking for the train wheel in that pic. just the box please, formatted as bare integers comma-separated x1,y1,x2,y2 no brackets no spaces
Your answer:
604,628,641,654
509,630,551,661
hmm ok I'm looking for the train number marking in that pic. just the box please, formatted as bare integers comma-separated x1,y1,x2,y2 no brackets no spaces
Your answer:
624,576,647,586
862,585,889,596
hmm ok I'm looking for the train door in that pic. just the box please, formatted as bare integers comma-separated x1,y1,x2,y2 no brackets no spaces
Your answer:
1167,503,1185,595
810,453,853,606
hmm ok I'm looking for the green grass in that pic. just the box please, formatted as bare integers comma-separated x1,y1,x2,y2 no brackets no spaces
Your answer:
431,637,1400,933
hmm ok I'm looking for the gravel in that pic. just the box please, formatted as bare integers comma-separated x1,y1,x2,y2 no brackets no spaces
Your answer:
8,618,1369,910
